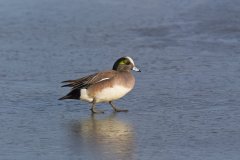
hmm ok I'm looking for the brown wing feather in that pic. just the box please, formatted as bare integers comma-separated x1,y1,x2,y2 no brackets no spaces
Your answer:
61,70,117,90
61,74,97,88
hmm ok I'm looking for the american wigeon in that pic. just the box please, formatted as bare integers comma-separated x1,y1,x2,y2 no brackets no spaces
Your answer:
59,56,140,113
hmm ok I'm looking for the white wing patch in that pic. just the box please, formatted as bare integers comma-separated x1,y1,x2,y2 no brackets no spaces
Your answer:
96,78,110,83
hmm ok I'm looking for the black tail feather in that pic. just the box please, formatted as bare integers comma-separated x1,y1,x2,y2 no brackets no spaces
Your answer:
61,80,75,83
61,84,73,87
58,89,80,100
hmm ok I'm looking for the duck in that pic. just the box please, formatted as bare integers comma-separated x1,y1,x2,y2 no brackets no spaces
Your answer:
59,56,141,113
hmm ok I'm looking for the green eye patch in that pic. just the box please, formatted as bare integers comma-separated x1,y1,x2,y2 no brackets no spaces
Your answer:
119,59,127,64
119,59,130,65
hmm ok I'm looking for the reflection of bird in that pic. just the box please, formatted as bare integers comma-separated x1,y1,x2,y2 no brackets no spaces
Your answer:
59,56,141,113
71,114,134,159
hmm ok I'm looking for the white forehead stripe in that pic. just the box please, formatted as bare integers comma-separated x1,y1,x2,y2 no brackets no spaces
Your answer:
125,56,135,65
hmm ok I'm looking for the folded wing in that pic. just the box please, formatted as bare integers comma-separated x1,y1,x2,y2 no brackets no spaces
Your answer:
61,71,117,90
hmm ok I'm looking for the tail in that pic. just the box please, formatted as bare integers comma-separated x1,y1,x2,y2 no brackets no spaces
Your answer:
58,89,81,100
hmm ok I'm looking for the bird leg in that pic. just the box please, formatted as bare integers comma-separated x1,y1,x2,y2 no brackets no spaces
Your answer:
90,99,104,113
109,101,128,112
